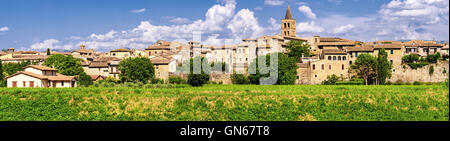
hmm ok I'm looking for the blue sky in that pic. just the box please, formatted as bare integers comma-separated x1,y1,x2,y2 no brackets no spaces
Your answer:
0,0,448,51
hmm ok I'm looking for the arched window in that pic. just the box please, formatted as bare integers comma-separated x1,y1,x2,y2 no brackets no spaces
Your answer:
328,56,332,60
333,56,337,60
343,56,347,61
338,56,342,61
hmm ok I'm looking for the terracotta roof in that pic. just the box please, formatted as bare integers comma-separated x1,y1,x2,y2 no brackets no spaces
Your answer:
317,42,356,46
94,57,121,62
347,47,374,52
47,76,77,81
89,61,109,68
323,49,347,55
89,75,106,81
319,37,352,42
24,65,56,71
374,44,403,49
151,57,171,65
146,45,172,50
5,71,48,80
404,43,443,47
111,48,131,52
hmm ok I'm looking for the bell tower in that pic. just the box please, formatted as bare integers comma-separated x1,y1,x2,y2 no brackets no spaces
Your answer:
282,5,296,37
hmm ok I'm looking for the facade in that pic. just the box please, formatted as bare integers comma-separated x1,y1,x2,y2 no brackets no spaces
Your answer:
6,65,77,88
110,48,133,59
281,5,296,37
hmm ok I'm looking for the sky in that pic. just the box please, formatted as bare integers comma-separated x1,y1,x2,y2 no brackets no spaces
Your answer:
0,0,448,52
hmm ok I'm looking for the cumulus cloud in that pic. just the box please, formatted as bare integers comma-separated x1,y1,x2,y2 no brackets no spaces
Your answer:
30,39,74,50
131,8,146,13
169,17,191,24
265,0,284,6
227,9,264,39
328,0,342,5
332,24,355,34
0,26,9,32
297,22,324,33
298,5,316,19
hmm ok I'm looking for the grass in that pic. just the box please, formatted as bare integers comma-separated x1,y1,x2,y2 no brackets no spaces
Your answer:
0,85,448,121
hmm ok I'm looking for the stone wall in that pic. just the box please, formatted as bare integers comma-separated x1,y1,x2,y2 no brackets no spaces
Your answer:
390,60,449,83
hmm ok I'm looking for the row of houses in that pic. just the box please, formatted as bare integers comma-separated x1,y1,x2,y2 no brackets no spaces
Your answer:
2,6,449,87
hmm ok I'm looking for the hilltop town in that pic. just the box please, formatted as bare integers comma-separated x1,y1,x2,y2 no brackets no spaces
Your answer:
1,6,449,87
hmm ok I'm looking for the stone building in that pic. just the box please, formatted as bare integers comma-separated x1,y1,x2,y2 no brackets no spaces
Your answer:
281,5,296,37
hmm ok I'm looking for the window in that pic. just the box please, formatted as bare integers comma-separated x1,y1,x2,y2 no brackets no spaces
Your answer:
343,56,347,61
61,81,64,86
328,56,331,60
113,53,116,56
288,23,290,28
390,60,393,64
350,61,353,65
321,64,324,70
297,76,299,79
315,75,318,78
333,56,336,60
12,81,17,87
29,81,34,88
23,81,26,87
312,64,316,70
390,50,394,54
338,56,342,61
329,65,332,70
355,52,358,57
342,64,345,70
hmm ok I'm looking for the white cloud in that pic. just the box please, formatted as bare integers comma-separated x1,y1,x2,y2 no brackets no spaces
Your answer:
328,0,342,5
90,30,117,40
265,0,284,6
227,9,264,39
0,27,9,32
298,5,316,19
297,22,324,33
30,39,75,50
332,24,355,34
169,17,191,24
254,6,263,11
131,8,146,13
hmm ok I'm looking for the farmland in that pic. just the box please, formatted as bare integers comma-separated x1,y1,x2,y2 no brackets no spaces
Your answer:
0,85,448,121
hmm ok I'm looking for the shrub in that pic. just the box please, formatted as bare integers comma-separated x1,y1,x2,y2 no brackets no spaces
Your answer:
402,54,420,63
394,80,404,85
322,74,340,85
169,76,186,84
426,52,441,63
77,72,93,87
188,74,210,87
231,73,249,84
151,78,165,84
413,81,423,85
335,81,364,85
408,62,428,69
429,66,434,75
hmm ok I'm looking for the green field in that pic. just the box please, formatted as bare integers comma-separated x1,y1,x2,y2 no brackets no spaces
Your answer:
0,85,448,121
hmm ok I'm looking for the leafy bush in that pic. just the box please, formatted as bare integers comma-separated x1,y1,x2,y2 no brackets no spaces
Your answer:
413,81,423,85
426,52,441,63
408,62,429,69
118,57,155,83
168,76,186,84
77,72,93,87
151,78,165,84
402,54,420,63
231,73,249,84
429,66,434,75
322,74,340,85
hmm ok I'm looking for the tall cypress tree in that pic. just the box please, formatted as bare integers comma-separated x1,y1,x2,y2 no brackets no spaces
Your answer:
376,48,393,85
46,48,51,56
0,60,5,87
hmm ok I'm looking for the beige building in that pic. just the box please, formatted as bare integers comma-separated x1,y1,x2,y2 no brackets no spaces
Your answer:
281,5,296,37
6,65,77,88
110,48,133,59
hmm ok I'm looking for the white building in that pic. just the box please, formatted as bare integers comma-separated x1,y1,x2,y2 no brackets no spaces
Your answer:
6,65,77,88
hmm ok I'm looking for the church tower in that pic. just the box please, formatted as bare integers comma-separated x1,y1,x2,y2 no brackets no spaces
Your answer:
281,5,296,37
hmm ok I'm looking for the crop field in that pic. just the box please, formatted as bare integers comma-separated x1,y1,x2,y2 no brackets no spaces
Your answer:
0,85,448,121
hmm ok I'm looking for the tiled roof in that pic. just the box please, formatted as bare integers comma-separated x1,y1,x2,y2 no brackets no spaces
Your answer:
146,45,172,50
404,43,443,47
24,65,56,71
323,49,347,55
347,47,374,52
317,42,356,46
89,75,106,81
111,48,131,52
374,44,403,49
151,56,171,65
5,71,76,81
89,61,109,68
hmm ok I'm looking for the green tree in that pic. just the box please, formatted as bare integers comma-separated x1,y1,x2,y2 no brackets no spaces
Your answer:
376,48,393,85
118,57,155,83
46,48,51,56
285,40,311,62
322,74,340,85
248,53,298,85
231,73,249,84
0,60,5,87
77,72,93,87
350,54,378,85
43,54,84,76
2,61,32,76
180,57,210,87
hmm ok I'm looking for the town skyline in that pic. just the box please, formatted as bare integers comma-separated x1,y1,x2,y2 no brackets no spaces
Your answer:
0,0,449,52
